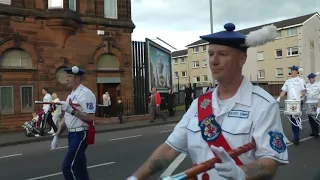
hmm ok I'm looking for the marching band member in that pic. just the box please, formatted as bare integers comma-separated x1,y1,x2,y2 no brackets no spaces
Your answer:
306,73,320,137
277,66,306,145
51,66,96,180
127,23,288,180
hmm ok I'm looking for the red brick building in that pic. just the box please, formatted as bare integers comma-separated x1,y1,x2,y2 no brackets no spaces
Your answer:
0,0,135,131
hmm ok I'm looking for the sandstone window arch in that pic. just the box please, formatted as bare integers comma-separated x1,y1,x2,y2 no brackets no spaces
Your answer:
0,48,33,69
96,53,119,69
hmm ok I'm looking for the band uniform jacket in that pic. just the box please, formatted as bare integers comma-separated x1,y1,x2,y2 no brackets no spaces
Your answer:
165,77,289,179
281,77,306,101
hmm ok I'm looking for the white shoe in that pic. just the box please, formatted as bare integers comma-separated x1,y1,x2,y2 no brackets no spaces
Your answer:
51,133,56,136
48,130,54,134
35,134,41,137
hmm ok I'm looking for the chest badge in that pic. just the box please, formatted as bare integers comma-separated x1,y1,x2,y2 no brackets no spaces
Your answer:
200,98,211,109
198,115,221,142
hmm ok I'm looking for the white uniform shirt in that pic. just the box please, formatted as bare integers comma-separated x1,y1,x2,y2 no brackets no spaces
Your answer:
52,98,62,116
42,93,52,113
281,77,306,100
306,82,320,101
166,77,288,180
64,84,96,129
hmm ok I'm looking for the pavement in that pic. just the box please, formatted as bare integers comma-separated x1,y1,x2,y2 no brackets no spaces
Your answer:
0,111,184,148
0,107,320,180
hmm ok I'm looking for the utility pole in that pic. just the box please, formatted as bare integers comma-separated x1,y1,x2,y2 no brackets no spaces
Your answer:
209,0,213,33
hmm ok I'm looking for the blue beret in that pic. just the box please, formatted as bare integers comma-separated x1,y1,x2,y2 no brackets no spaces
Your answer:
64,66,85,76
308,73,317,79
200,23,247,51
289,65,299,71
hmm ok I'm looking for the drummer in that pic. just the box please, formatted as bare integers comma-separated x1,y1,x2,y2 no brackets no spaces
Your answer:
306,73,320,137
277,65,306,145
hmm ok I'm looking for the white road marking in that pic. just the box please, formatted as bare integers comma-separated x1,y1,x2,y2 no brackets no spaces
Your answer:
160,130,173,133
25,162,115,180
0,153,22,159
286,134,320,146
108,135,142,141
160,153,187,178
167,124,176,127
50,146,68,150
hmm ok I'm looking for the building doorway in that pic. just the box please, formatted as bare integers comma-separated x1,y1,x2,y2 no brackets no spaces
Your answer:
97,83,120,117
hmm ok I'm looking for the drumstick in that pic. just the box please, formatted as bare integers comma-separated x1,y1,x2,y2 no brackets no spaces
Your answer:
161,141,256,180
34,101,80,106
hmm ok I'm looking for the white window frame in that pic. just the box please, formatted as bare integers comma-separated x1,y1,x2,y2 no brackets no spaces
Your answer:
69,0,76,11
202,59,207,67
286,27,297,37
104,0,117,19
287,47,299,57
287,67,292,76
48,0,63,9
276,68,284,77
275,30,281,39
0,0,11,5
20,86,34,113
203,75,208,82
0,86,14,114
180,57,185,63
192,46,199,53
258,69,265,79
174,72,179,79
173,58,178,64
193,61,200,68
275,49,282,58
193,76,200,83
202,45,207,52
181,71,187,77
257,51,264,61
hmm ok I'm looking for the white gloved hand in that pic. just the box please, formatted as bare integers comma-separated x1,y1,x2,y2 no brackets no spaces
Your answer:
60,101,73,114
317,107,320,114
276,97,280,102
126,176,138,180
51,136,59,150
210,145,246,180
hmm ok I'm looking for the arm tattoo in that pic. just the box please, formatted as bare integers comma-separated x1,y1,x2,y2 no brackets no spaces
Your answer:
243,163,273,180
148,158,172,174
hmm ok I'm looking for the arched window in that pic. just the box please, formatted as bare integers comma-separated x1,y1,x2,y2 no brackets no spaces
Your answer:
0,48,33,68
96,54,119,69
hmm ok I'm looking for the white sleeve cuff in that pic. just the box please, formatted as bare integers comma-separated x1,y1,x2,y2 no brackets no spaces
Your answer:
165,140,188,155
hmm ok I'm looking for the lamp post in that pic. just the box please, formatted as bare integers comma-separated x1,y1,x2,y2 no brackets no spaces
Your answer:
209,0,213,33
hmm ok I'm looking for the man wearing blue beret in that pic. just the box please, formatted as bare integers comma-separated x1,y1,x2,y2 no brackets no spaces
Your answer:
127,23,287,180
305,72,320,137
277,65,306,145
50,66,96,180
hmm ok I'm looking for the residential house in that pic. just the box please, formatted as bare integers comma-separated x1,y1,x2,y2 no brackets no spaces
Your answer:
185,41,211,86
242,12,320,86
0,0,135,131
183,12,320,95
171,49,188,90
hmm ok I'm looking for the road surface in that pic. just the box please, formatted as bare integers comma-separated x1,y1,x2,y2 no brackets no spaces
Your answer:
0,109,319,180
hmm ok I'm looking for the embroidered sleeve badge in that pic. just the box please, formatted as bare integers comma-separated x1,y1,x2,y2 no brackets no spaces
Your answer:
268,131,286,153
86,102,94,110
198,114,221,142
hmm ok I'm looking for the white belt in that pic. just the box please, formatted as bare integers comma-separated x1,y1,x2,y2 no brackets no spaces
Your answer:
68,127,89,132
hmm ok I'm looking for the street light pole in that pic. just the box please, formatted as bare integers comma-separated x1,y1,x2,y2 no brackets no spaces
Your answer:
209,0,213,33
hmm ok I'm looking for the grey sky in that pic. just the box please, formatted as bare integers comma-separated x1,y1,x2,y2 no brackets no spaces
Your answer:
131,0,319,50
